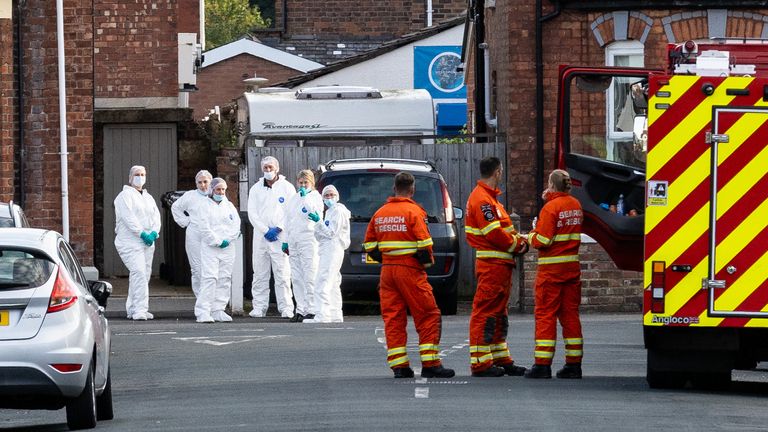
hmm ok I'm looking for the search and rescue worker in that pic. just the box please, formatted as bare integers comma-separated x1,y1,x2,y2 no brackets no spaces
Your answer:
465,157,529,377
247,156,296,318
524,169,584,379
364,172,455,379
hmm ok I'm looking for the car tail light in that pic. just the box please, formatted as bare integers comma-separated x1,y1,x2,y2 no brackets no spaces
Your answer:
441,182,454,223
48,268,78,313
443,256,454,274
51,363,83,373
650,261,665,313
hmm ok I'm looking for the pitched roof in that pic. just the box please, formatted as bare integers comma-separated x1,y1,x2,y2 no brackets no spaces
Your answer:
273,16,466,88
202,38,324,73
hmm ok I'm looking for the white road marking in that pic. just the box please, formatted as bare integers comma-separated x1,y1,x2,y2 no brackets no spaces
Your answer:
173,335,288,346
115,331,177,336
414,387,430,398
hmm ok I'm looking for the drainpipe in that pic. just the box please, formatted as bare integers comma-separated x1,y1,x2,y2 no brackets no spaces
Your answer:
16,0,25,207
56,0,70,240
535,0,560,210
199,0,205,49
426,0,433,27
473,0,487,137
480,42,496,129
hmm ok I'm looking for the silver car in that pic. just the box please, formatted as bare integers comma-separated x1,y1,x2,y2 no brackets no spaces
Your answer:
0,228,113,430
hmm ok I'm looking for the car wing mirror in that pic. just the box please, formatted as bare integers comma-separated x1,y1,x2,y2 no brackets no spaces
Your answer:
453,207,464,220
88,280,112,308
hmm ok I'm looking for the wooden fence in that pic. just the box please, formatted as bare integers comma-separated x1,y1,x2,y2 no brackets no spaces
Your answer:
246,142,511,300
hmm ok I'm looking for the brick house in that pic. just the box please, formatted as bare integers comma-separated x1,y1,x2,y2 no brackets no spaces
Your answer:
0,0,203,276
464,0,768,311
188,38,323,120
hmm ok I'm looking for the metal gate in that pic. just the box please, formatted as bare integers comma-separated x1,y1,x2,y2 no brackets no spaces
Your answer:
246,142,510,301
102,124,178,277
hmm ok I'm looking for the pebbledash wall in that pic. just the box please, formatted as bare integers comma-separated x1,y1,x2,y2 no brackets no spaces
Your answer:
472,3,768,311
0,0,202,266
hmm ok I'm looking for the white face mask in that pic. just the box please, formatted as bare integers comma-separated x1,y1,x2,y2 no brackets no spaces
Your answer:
132,175,146,188
263,171,276,181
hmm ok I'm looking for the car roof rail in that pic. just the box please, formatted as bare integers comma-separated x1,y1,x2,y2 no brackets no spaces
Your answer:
323,158,437,172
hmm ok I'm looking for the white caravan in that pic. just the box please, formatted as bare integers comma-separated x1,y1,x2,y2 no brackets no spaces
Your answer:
237,86,436,146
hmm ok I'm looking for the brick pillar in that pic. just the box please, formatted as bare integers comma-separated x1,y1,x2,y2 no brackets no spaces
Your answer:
0,2,14,199
23,0,94,263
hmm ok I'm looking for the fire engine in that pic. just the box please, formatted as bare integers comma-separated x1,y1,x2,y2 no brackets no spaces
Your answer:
556,39,768,389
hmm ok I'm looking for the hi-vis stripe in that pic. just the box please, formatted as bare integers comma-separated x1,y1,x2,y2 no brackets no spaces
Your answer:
644,75,768,328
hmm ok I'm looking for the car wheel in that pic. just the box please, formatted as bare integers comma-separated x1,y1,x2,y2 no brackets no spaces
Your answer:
96,366,114,421
66,361,97,430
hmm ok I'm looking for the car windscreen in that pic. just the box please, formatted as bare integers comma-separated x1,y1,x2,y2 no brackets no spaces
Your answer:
324,173,444,223
0,249,55,290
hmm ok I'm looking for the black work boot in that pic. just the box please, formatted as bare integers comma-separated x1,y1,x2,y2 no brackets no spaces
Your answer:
472,365,505,377
393,367,415,378
303,314,315,320
501,363,527,376
524,364,552,379
556,363,582,379
421,365,455,378
289,314,304,323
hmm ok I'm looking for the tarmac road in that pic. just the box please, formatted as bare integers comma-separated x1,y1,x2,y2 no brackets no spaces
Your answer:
3,314,768,431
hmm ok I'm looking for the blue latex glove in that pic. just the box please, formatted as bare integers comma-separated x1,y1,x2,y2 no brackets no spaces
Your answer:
140,231,153,246
150,231,159,241
219,240,230,248
264,227,279,242
308,211,320,222
299,187,308,197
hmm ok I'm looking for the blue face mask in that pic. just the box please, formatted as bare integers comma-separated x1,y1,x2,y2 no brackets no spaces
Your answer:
213,194,225,202
324,198,336,208
197,188,208,196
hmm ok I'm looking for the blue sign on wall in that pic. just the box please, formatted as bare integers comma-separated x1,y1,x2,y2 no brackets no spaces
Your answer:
414,46,466,99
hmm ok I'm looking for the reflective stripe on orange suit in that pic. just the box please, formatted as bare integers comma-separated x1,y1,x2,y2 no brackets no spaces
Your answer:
364,197,442,370
529,191,583,366
465,181,528,373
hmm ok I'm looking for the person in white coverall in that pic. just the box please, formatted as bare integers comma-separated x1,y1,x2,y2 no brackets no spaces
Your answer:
304,185,351,323
197,178,241,323
283,169,324,322
114,165,161,321
247,156,296,318
171,170,212,298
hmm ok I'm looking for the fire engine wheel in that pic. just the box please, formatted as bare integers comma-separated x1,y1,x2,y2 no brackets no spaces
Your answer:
646,366,686,389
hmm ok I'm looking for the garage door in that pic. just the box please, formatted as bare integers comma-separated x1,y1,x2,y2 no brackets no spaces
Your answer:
103,124,178,277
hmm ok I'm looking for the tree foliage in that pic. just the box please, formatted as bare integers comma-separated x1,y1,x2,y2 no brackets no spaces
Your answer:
205,0,270,50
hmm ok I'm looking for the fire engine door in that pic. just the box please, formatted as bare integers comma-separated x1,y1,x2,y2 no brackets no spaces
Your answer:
708,106,768,318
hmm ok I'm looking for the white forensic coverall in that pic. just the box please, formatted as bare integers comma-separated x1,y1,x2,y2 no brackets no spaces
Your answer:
312,203,351,323
248,175,296,317
285,189,324,317
198,197,241,320
114,185,161,319
171,189,210,297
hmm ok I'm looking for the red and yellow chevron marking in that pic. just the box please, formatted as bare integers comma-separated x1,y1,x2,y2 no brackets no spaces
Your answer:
644,75,768,328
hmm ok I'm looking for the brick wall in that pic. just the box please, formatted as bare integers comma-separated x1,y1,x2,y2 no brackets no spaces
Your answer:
177,0,200,34
94,0,179,98
521,242,644,313
22,0,94,263
270,0,465,39
0,9,14,199
188,54,299,119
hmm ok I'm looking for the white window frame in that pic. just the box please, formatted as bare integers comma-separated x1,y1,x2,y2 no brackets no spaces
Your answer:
605,41,644,162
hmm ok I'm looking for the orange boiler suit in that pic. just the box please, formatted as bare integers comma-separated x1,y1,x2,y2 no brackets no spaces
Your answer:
364,197,444,372
528,191,583,366
465,181,529,374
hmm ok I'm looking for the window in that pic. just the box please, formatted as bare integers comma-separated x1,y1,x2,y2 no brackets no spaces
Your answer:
605,41,645,167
